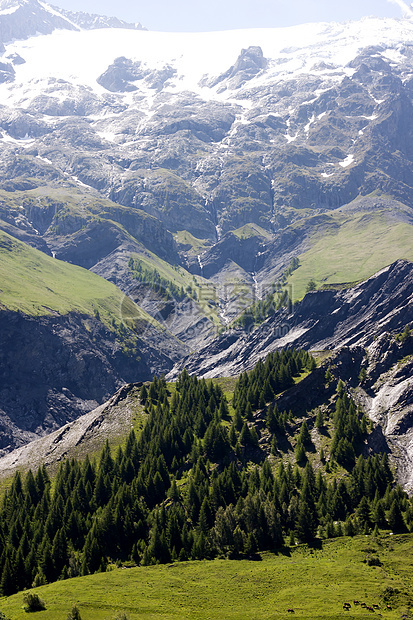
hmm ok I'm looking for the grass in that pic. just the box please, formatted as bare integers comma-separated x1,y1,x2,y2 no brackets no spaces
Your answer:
1,534,413,620
0,230,154,330
232,223,273,240
287,210,413,299
175,230,211,255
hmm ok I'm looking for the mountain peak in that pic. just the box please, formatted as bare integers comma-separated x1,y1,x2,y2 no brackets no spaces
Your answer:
49,3,146,32
0,0,145,46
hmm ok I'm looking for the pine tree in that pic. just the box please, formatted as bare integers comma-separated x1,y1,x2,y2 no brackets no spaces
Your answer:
266,404,278,433
356,497,371,529
140,384,148,405
315,410,324,431
295,439,306,465
0,556,15,596
299,420,311,447
295,500,316,542
388,499,406,533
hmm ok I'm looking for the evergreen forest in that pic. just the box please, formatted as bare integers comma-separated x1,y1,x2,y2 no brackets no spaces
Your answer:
0,350,411,597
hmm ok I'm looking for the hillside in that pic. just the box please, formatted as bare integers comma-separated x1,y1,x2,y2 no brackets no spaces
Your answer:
169,260,413,377
1,534,413,619
0,230,182,453
0,352,412,615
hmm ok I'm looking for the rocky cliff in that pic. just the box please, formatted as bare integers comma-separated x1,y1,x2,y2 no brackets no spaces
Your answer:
168,260,413,378
0,310,174,453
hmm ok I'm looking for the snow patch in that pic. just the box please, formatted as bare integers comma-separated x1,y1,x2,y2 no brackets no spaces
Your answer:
339,154,355,168
360,113,378,121
1,132,34,146
36,155,53,165
284,132,298,143
97,131,117,143
0,4,18,15
304,113,315,133
71,176,93,189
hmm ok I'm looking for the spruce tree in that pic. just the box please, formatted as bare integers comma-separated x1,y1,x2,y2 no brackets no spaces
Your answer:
388,499,406,532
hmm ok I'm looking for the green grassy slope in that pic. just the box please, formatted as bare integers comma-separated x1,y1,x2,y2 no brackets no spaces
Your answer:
287,210,413,299
1,534,412,620
0,230,153,329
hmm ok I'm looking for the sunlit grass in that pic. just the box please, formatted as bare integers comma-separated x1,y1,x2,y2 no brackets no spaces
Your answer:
1,534,412,620
288,211,413,299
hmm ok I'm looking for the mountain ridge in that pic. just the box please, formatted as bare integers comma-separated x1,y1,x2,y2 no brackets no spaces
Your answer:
0,0,144,47
0,5,412,467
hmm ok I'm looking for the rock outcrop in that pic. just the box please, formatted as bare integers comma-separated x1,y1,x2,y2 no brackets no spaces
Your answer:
168,260,413,378
0,310,173,453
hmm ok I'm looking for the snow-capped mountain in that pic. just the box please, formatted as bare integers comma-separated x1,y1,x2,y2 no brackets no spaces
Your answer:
0,0,144,50
0,3,412,306
0,11,411,264
0,2,412,459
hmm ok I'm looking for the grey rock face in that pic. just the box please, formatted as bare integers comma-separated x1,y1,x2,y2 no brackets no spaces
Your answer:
0,382,143,476
0,0,145,46
168,260,413,379
0,0,78,44
50,5,145,31
0,60,14,82
0,310,173,452
204,46,268,90
351,333,413,492
97,58,176,93
5,51,24,64
97,57,144,93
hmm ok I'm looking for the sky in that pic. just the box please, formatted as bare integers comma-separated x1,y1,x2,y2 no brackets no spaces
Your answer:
54,0,412,31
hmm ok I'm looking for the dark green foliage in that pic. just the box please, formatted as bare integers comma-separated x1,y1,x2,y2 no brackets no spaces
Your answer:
306,279,317,292
232,349,314,416
23,592,46,612
298,420,312,447
0,354,407,595
330,393,364,469
325,368,333,384
295,439,307,465
315,410,324,430
388,498,406,532
395,324,412,343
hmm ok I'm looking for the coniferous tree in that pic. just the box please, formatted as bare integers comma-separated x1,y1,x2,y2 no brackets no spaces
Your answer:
296,501,316,542
0,555,15,596
295,439,307,465
388,499,406,532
